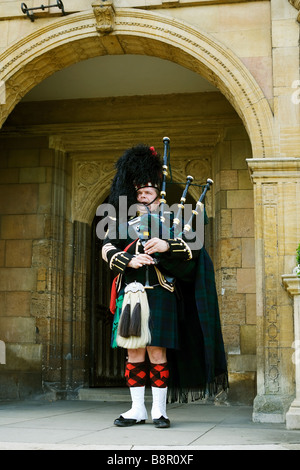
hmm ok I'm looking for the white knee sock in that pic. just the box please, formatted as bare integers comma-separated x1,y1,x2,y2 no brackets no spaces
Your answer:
121,386,148,421
151,387,168,420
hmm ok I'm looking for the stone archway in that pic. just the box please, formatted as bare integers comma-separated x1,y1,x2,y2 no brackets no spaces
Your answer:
0,5,277,402
0,7,275,160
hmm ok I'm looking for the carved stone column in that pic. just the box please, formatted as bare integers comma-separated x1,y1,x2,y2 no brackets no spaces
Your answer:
282,274,300,429
247,157,300,423
33,143,90,398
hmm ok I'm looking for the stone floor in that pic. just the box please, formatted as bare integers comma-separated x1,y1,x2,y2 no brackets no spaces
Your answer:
0,398,300,451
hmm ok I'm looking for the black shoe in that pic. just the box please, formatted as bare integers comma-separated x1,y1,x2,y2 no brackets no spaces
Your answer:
114,416,146,427
153,416,171,429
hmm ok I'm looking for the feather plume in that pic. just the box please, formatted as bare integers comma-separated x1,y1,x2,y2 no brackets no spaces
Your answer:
108,144,162,215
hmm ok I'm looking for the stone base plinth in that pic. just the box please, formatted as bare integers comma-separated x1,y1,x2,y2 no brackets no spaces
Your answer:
252,394,294,424
286,400,300,429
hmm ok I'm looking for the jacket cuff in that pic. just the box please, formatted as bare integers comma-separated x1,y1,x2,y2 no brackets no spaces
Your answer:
166,238,192,260
109,251,133,274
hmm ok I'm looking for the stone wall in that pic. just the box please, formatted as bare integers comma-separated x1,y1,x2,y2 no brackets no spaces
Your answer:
213,127,256,403
0,134,91,399
0,136,49,398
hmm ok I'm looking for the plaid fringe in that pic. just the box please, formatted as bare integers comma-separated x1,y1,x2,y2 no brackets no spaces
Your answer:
166,247,228,403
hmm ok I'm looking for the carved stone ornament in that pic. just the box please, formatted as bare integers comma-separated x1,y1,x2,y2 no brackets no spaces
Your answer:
289,0,300,10
92,0,115,34
289,0,300,21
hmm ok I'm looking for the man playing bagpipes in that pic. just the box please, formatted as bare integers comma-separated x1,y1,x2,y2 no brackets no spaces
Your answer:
101,140,228,429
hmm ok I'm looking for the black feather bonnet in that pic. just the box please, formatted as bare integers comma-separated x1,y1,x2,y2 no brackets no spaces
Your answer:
109,144,163,211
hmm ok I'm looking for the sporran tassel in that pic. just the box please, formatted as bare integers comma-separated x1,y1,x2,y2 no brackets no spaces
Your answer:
118,303,131,338
117,282,151,349
129,302,142,337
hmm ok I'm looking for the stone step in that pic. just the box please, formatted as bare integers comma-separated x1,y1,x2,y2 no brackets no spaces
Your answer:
78,387,152,402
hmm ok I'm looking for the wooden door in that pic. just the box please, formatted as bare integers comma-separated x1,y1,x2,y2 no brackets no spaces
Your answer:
90,215,126,387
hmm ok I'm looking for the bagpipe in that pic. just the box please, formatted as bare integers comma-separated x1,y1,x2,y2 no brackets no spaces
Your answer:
113,138,214,348
133,136,213,248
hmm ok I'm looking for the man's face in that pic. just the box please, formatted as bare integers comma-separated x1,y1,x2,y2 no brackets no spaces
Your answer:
136,187,159,211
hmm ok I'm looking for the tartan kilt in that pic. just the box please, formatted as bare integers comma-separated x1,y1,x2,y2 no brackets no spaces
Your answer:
111,285,179,350
147,285,179,349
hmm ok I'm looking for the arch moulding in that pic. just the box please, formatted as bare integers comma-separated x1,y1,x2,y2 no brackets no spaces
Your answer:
0,7,275,160
71,153,211,225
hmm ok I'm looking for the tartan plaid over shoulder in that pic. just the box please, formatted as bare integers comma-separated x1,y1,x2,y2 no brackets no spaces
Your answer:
194,248,228,389
165,247,228,402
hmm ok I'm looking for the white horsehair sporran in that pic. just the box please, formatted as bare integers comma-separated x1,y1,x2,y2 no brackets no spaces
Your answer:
116,281,151,349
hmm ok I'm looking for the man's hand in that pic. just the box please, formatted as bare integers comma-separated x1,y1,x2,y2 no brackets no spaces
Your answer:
128,254,155,269
143,238,169,255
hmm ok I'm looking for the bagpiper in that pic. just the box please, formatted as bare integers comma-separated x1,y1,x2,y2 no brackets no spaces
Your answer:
101,140,228,429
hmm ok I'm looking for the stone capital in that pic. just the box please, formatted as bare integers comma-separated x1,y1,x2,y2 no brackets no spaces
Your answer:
282,274,300,297
92,0,115,34
247,157,300,182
